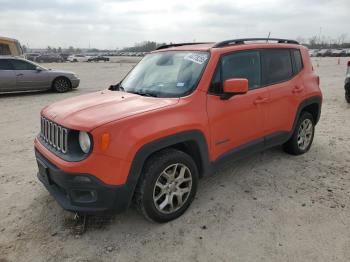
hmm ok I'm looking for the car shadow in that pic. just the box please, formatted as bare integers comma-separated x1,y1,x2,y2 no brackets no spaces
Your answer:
0,88,79,98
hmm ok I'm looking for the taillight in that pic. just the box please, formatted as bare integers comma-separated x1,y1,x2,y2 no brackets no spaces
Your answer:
348,61,350,67
316,76,320,86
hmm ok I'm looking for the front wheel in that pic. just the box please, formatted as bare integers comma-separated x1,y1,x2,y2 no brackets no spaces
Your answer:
283,112,315,155
134,149,198,223
53,77,71,93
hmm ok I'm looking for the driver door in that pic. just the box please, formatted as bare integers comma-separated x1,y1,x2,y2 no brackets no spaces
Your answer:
9,59,49,90
207,50,270,160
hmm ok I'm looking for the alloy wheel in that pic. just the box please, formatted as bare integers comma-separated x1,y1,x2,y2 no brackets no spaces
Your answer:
55,79,69,92
297,118,313,150
153,163,192,214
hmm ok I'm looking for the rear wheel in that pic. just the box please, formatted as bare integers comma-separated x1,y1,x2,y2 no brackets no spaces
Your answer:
53,77,71,93
283,112,315,155
346,91,350,103
134,149,198,223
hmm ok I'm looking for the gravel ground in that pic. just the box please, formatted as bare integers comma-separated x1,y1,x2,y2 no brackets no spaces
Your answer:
0,57,349,262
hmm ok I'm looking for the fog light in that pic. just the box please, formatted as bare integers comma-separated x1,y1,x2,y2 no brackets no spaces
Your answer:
71,189,97,203
73,176,91,183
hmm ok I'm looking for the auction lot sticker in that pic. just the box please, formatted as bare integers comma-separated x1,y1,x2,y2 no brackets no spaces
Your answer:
184,53,208,64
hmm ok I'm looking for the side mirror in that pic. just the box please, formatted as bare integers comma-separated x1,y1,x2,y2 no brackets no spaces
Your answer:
223,78,248,94
36,66,43,72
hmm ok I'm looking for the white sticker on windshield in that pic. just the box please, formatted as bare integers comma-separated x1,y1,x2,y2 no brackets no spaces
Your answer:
176,82,185,87
184,53,208,65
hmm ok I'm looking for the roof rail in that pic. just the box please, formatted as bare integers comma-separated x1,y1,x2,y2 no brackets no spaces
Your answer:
213,38,299,48
156,42,213,50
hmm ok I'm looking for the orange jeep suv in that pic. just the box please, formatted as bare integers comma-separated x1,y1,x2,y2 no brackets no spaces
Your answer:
35,38,322,222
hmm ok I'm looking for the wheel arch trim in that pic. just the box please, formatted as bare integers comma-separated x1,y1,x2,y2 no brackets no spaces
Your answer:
122,130,210,208
291,96,322,133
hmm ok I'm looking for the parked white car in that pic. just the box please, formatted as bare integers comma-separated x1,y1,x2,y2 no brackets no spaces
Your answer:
67,54,90,62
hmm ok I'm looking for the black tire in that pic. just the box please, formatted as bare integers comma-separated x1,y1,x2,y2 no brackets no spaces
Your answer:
346,91,350,103
134,148,198,223
52,77,71,93
283,112,315,155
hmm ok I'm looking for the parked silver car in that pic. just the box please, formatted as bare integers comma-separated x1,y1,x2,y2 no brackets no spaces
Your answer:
0,56,80,93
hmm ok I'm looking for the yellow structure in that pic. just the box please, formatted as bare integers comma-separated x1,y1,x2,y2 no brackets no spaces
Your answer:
0,36,23,56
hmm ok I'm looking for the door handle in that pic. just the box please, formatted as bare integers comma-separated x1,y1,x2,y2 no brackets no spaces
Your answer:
292,86,304,93
16,73,24,77
254,97,269,105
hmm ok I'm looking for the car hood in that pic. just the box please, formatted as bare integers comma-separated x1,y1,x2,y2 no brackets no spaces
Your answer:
42,90,179,131
46,69,74,75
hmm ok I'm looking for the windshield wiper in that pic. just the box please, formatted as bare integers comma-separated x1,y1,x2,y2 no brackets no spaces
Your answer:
109,83,125,91
128,90,158,97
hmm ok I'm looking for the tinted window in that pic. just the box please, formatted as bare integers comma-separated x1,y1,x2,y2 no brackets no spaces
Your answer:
262,49,293,85
0,59,13,70
10,59,36,70
292,49,303,74
221,51,261,90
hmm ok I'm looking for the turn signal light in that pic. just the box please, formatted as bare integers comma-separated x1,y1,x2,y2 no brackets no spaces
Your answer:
101,133,110,151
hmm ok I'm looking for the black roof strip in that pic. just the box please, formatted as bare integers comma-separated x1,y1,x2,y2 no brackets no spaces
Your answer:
213,38,299,48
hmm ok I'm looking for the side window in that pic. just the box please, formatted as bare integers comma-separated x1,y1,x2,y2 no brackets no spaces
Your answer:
291,49,303,74
0,43,11,55
0,59,13,70
222,51,261,90
10,59,36,70
209,66,222,94
262,49,293,85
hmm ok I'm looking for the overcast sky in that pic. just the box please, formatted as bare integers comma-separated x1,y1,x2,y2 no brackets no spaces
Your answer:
1,0,349,49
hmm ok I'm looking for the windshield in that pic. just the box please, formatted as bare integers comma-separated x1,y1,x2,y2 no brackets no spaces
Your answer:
120,51,209,97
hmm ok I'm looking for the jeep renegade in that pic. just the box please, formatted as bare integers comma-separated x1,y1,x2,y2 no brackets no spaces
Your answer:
35,38,322,222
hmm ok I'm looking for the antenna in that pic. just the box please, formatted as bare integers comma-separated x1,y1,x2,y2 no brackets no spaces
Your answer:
266,32,271,43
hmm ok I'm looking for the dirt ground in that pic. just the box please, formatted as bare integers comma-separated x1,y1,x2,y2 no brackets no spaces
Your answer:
0,57,349,262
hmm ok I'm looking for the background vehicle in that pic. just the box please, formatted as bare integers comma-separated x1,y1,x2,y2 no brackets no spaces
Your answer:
35,38,322,222
25,53,40,61
87,55,109,62
317,49,332,57
330,49,346,57
0,36,23,56
308,49,318,57
0,57,79,93
34,54,63,63
345,61,350,103
67,54,90,62
59,53,70,62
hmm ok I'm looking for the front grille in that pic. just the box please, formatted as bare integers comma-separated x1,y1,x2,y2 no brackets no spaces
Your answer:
40,116,68,154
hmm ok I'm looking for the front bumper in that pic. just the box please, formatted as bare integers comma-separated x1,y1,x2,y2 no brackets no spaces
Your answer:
35,150,132,215
71,79,80,88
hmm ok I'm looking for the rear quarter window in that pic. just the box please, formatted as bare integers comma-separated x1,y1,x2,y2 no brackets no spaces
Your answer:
262,49,293,85
291,49,304,74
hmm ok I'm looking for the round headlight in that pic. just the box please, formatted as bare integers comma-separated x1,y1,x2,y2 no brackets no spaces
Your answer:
79,131,91,154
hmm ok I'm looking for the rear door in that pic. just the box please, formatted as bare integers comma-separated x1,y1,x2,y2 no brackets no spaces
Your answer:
262,48,303,143
0,59,16,92
10,59,49,90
